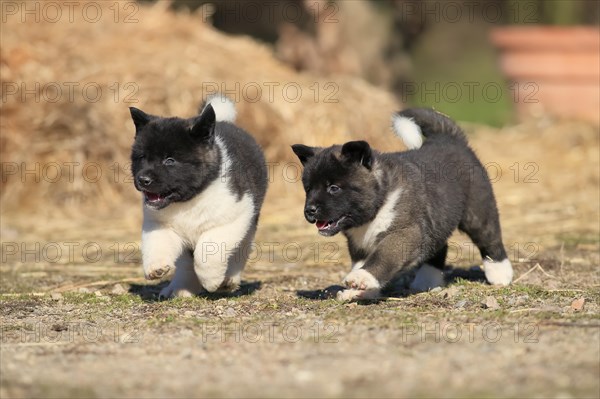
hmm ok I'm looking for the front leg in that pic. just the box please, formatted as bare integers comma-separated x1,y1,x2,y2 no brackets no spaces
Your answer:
142,220,184,280
337,269,382,301
159,251,205,299
337,232,423,301
194,210,254,293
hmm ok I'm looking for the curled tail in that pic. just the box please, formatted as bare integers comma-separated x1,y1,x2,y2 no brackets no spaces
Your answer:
391,108,467,150
200,93,237,123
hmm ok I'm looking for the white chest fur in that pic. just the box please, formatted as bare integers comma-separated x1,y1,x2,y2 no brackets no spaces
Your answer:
346,188,402,253
143,179,254,248
142,138,255,249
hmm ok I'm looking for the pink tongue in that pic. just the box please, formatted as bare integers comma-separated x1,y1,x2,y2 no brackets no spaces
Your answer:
146,192,161,202
316,220,329,229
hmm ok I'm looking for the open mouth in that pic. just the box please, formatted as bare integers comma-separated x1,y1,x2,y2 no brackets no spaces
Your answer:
143,191,172,209
315,216,347,236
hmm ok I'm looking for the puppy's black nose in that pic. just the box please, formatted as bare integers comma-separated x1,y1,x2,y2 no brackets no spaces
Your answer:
137,175,152,187
305,205,318,217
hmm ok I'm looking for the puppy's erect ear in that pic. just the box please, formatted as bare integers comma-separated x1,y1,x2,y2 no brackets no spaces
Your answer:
341,140,372,169
291,144,317,166
190,103,216,142
129,107,155,132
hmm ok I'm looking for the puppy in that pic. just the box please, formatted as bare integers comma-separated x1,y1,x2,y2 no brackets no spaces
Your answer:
129,94,267,297
292,108,513,301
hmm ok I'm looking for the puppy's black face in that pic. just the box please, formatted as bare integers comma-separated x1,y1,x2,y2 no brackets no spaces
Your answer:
129,105,220,210
292,141,383,236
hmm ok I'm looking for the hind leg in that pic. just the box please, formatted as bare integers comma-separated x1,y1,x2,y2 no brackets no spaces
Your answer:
194,209,255,293
460,206,513,286
410,244,447,292
216,224,257,293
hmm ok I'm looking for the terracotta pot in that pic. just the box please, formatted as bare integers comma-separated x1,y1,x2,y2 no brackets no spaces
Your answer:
491,26,600,125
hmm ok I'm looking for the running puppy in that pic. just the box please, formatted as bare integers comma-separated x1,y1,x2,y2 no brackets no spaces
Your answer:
129,94,268,298
292,108,513,301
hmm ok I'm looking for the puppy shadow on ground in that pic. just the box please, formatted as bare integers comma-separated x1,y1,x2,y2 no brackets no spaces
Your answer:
297,285,346,300
297,265,488,302
128,280,262,302
297,285,399,304
445,265,487,284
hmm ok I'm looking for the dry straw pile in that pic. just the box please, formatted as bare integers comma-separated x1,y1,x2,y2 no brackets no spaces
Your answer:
1,1,400,217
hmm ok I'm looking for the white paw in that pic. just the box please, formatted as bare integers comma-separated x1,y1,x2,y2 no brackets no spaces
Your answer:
216,275,241,293
198,274,226,293
158,268,203,299
336,288,381,302
336,269,381,301
484,258,513,286
159,284,193,299
144,263,173,280
342,269,381,290
410,264,445,292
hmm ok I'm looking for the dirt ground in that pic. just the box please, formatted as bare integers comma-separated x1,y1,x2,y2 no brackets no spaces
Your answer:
1,121,599,398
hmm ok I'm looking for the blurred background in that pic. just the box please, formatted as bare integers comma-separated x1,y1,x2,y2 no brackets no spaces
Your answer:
2,3,599,397
1,0,598,236
167,0,600,126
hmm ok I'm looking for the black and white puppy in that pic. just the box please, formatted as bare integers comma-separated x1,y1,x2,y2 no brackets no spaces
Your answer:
129,94,268,297
292,108,513,301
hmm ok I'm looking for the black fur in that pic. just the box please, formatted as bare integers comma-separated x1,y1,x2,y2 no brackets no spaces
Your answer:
292,108,508,288
217,122,268,211
130,105,267,211
293,143,385,237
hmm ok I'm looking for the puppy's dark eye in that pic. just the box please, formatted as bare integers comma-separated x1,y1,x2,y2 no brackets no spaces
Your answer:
327,185,341,194
163,157,176,166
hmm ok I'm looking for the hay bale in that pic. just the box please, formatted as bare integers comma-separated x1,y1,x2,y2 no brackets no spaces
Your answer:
1,1,400,216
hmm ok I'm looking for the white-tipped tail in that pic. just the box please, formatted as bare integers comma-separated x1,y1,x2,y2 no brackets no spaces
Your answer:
392,114,423,150
205,93,236,123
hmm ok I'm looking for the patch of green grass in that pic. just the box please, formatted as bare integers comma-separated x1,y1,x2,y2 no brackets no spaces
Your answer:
449,278,480,287
556,232,600,249
0,293,42,302
61,292,108,305
109,294,144,306
0,276,39,295
159,296,209,307
407,21,513,126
